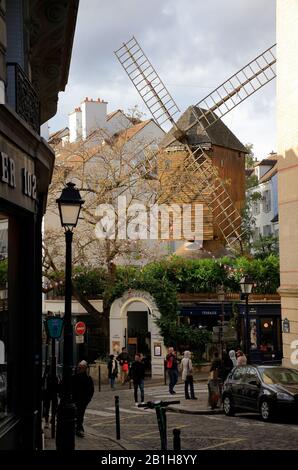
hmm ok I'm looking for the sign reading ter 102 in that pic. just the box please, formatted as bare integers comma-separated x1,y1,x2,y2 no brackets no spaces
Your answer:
1,151,37,200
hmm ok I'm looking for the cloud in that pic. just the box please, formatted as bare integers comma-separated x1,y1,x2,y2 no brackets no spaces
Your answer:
50,0,276,157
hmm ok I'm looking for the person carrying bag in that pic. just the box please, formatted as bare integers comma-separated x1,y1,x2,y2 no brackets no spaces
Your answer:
181,350,197,400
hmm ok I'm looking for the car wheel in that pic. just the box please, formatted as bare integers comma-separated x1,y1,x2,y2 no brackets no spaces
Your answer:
223,395,235,416
260,399,274,421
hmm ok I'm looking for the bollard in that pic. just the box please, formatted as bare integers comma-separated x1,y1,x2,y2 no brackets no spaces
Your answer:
115,395,121,440
98,365,101,392
173,428,181,450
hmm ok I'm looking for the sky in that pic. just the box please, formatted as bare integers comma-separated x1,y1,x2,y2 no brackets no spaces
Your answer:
49,0,276,160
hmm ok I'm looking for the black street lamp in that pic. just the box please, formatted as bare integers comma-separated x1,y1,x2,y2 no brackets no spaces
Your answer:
55,182,84,450
239,275,254,361
217,285,225,359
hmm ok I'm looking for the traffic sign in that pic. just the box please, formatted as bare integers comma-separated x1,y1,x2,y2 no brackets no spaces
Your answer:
76,335,84,344
45,317,64,339
75,321,86,336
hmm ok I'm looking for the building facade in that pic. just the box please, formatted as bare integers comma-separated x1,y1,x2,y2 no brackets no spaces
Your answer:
247,154,279,241
0,0,79,449
276,0,298,368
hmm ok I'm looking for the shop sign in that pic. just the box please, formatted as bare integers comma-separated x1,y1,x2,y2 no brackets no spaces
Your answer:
0,148,37,212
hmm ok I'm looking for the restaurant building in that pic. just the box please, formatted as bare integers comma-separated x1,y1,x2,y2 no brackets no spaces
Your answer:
178,294,282,363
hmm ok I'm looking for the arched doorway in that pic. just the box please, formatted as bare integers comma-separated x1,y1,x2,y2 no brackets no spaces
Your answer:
109,290,165,377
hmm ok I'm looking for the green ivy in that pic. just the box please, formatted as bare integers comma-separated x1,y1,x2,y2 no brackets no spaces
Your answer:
45,254,279,355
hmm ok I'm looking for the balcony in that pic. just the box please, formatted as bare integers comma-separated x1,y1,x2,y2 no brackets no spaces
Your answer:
6,63,40,134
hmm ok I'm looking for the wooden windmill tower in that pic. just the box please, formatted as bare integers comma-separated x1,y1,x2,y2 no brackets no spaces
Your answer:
114,37,276,252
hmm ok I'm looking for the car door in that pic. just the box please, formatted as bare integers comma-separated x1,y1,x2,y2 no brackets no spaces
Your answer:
230,367,247,406
242,366,261,410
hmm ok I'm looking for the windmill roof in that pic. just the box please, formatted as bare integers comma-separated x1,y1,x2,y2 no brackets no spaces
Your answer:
161,106,248,154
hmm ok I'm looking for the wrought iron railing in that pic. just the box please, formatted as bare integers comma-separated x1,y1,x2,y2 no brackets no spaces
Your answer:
6,62,40,134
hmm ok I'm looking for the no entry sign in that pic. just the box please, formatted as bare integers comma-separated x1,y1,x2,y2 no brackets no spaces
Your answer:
75,321,86,336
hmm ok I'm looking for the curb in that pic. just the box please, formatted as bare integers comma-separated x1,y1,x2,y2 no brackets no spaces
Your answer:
84,428,134,450
167,406,224,416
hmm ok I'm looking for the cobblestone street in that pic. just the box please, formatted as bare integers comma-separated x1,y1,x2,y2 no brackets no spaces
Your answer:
45,381,298,451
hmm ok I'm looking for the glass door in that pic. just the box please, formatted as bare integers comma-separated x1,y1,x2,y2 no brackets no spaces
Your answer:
259,317,281,360
0,213,8,419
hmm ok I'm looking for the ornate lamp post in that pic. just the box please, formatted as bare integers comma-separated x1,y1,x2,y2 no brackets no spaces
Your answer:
217,285,225,359
55,182,84,450
239,275,254,361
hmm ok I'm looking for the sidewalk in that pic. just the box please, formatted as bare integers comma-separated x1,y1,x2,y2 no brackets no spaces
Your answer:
43,371,220,450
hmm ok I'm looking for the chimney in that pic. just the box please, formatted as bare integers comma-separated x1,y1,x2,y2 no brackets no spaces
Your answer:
81,97,108,139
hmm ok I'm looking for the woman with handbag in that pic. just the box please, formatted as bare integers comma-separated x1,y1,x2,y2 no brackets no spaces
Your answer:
208,351,222,409
181,350,197,400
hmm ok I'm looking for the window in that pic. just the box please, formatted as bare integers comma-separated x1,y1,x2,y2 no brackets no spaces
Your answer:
261,368,298,385
263,225,272,237
262,190,271,213
252,199,260,215
250,319,257,350
260,318,275,353
0,213,8,420
244,367,259,384
252,227,260,241
232,367,246,381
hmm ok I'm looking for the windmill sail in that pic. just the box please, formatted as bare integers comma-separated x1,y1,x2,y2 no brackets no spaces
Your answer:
189,44,276,133
115,36,180,127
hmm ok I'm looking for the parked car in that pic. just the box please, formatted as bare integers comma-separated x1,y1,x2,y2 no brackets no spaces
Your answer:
222,365,298,421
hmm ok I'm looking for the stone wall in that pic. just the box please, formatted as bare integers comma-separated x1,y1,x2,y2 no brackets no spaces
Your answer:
276,0,298,368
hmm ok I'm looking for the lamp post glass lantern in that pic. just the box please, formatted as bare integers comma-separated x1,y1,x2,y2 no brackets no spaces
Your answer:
240,276,254,360
55,182,84,450
56,182,84,229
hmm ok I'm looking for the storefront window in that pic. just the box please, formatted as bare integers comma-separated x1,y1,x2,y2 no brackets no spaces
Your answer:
260,317,275,352
0,214,8,419
250,318,257,350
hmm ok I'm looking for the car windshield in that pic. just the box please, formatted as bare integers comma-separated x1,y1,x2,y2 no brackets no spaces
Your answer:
260,368,298,385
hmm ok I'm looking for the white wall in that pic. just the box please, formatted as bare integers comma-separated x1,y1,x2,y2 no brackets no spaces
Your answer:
69,109,82,143
106,111,132,135
109,290,165,377
40,122,50,141
276,0,298,368
248,180,276,238
43,298,103,316
81,99,107,139
255,164,273,180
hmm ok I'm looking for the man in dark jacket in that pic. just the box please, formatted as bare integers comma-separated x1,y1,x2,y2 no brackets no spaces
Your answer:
72,360,94,437
117,347,130,384
129,353,145,405
165,347,178,395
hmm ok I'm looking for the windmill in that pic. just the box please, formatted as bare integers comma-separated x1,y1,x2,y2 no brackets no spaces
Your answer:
114,37,276,249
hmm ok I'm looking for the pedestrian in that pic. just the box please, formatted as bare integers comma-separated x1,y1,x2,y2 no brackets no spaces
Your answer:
165,347,179,395
208,351,222,409
72,360,94,437
107,354,118,390
42,365,59,428
236,350,247,366
129,353,145,406
117,347,130,385
221,350,234,381
181,350,197,400
229,349,237,367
